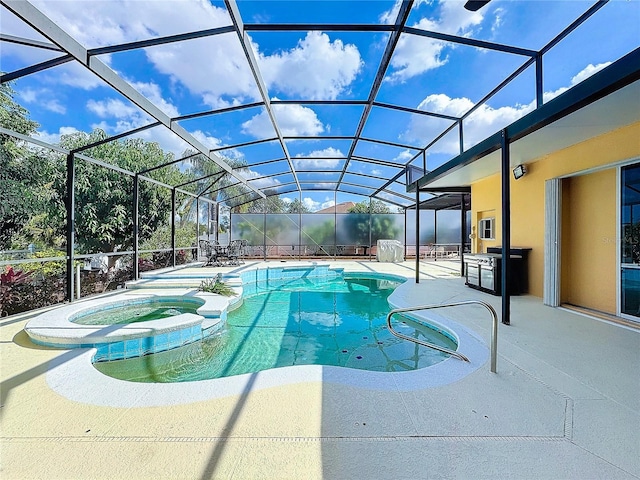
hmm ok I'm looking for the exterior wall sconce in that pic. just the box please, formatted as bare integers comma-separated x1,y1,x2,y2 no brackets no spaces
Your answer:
513,164,527,180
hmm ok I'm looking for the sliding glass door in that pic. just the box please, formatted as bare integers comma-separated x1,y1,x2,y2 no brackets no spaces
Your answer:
620,163,640,319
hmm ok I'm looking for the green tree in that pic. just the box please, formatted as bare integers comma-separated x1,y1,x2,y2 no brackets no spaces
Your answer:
242,191,286,214
344,199,401,246
347,199,392,214
232,216,266,246
285,198,311,214
180,151,253,216
57,129,192,259
302,218,335,252
0,83,64,249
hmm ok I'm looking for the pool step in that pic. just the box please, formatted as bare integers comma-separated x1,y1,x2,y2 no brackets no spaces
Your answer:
126,278,201,289
126,275,242,290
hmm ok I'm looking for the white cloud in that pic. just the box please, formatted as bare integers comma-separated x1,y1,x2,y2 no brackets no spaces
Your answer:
301,197,335,212
29,0,257,106
403,92,532,153
379,0,402,25
19,88,66,114
88,118,192,156
240,110,274,138
295,159,341,170
394,149,415,163
146,36,259,109
33,0,227,49
191,130,224,151
87,98,140,119
20,2,362,108
42,99,66,114
130,81,180,118
543,62,613,103
146,128,240,158
19,89,38,104
53,63,106,90
242,103,324,138
293,147,344,169
87,116,227,159
82,84,208,156
35,126,80,145
319,198,336,210
403,62,613,155
491,7,505,37
385,1,485,83
310,183,336,191
301,147,344,158
571,62,611,85
257,31,362,100
85,79,179,122
238,168,281,189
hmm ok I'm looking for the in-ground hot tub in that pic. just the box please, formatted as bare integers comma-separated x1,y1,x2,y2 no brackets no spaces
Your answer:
71,297,203,325
24,290,240,361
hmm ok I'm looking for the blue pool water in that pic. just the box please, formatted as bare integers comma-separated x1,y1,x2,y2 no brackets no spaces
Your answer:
94,275,457,382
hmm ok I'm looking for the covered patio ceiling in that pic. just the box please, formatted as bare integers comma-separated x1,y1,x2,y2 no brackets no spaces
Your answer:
1,0,637,209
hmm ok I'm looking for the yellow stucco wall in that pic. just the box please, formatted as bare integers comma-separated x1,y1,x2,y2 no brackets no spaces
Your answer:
470,121,640,308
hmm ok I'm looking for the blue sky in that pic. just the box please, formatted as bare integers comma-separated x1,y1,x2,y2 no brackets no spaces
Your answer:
1,0,639,211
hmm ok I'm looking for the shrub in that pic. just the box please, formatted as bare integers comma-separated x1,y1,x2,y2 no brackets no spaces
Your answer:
0,266,66,317
199,275,236,296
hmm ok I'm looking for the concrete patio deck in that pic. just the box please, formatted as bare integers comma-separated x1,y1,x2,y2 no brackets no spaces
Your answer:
1,260,638,479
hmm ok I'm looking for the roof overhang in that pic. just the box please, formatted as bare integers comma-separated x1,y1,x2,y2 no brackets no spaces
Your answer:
409,193,471,211
409,47,640,192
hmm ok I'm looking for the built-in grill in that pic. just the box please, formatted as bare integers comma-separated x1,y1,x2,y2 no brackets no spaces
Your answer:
464,248,531,296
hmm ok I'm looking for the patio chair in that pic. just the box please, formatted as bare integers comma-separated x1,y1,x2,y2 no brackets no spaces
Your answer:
199,239,213,265
238,239,248,264
226,239,243,265
200,239,225,266
212,242,229,266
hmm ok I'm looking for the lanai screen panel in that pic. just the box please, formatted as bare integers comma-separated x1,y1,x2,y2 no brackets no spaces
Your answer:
2,0,632,221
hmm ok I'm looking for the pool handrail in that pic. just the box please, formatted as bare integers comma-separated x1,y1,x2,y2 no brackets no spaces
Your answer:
386,300,498,373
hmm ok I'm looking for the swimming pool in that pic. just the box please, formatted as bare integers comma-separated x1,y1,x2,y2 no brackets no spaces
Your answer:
95,274,458,382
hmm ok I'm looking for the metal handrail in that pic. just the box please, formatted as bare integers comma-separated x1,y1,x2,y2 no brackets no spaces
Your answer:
386,300,498,373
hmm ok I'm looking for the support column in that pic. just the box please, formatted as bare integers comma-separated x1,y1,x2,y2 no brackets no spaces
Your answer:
368,198,372,261
501,129,511,325
536,54,544,108
133,174,139,280
65,153,75,302
171,188,176,268
460,194,466,277
434,209,438,259
195,196,200,263
333,191,337,261
403,208,407,260
415,188,420,283
215,203,219,244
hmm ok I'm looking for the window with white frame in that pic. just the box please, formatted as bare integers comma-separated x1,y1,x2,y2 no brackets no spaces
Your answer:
479,218,495,240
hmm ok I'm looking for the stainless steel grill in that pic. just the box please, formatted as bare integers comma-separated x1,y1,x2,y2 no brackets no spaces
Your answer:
464,248,531,296
464,254,499,294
